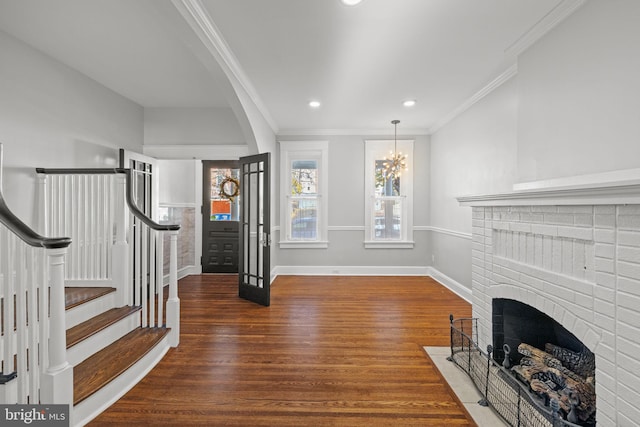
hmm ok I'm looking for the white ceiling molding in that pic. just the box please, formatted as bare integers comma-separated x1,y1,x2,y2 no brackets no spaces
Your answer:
171,0,279,134
428,0,586,136
428,64,518,135
277,128,430,137
504,0,588,58
143,144,250,160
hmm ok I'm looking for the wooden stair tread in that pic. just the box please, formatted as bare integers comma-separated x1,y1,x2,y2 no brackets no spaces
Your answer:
66,306,141,348
73,327,169,405
65,287,116,310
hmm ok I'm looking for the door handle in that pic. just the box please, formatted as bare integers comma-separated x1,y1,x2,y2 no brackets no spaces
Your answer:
261,232,271,247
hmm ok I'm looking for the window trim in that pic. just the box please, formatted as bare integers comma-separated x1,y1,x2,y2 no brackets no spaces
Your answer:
364,139,414,248
279,141,329,249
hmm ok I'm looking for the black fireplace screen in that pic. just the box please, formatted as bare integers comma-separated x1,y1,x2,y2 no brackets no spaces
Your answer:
448,316,591,427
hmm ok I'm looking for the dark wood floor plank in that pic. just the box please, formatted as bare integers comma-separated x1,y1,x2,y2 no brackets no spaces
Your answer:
89,275,474,426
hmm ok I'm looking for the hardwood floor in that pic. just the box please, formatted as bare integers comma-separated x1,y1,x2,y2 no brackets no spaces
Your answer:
89,275,475,426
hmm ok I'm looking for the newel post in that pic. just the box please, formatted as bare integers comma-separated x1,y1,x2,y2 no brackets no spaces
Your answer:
166,230,180,347
112,173,130,306
40,247,73,405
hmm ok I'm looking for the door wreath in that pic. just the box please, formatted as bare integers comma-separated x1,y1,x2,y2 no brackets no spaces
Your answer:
220,176,240,201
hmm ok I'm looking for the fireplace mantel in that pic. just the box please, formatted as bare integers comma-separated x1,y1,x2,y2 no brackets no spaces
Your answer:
457,168,640,207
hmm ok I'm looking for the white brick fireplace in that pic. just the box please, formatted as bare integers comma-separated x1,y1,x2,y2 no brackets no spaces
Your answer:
458,178,640,426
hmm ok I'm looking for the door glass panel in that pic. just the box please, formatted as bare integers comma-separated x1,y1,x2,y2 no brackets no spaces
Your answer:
209,168,240,221
247,163,259,286
257,161,264,287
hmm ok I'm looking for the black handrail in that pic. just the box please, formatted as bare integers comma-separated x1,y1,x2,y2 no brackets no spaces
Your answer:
36,167,180,232
0,197,72,249
121,168,180,231
0,146,71,249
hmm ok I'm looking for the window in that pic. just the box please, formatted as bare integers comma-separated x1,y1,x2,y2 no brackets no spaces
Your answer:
364,139,414,248
279,141,328,248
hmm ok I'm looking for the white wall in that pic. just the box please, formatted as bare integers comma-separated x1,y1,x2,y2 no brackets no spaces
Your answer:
428,0,640,291
429,77,518,289
158,159,198,205
0,30,143,228
517,0,640,183
276,134,430,271
144,107,245,146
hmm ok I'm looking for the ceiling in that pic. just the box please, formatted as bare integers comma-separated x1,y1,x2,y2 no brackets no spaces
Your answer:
0,0,566,135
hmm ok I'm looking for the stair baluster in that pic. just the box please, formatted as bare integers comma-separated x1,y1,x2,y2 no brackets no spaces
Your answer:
0,144,72,406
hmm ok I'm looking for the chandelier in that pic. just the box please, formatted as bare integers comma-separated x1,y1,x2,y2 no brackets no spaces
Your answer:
382,119,407,179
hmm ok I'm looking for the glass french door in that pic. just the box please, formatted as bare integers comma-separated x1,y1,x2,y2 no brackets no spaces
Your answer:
238,153,270,306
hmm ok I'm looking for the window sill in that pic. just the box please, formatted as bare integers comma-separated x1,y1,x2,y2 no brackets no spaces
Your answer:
279,240,329,249
364,240,415,249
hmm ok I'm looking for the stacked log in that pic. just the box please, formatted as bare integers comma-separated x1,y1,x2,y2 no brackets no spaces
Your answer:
511,343,596,425
545,343,595,383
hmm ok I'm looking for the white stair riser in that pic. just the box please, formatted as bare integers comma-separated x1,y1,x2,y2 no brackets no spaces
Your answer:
67,312,141,366
72,336,170,427
66,293,116,329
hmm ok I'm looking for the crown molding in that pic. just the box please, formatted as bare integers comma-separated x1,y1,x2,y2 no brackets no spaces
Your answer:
277,128,430,137
143,144,250,160
171,0,279,134
504,0,588,58
428,0,586,136
428,64,518,135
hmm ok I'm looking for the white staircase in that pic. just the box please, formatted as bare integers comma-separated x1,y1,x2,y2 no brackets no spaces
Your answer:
0,144,181,426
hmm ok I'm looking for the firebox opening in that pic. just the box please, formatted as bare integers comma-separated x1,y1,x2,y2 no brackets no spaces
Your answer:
492,298,596,426
492,298,588,366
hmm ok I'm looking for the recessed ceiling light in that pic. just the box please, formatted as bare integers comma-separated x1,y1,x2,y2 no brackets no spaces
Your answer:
403,99,417,107
341,0,363,6
308,100,321,108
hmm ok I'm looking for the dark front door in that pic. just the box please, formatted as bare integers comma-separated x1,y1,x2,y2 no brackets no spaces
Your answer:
238,153,270,306
202,161,240,273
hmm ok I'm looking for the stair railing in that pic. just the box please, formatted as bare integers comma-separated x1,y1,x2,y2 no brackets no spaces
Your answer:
0,144,73,406
36,167,181,346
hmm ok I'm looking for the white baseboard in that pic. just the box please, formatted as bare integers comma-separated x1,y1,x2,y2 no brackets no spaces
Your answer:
426,267,473,303
272,265,430,277
163,265,200,286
